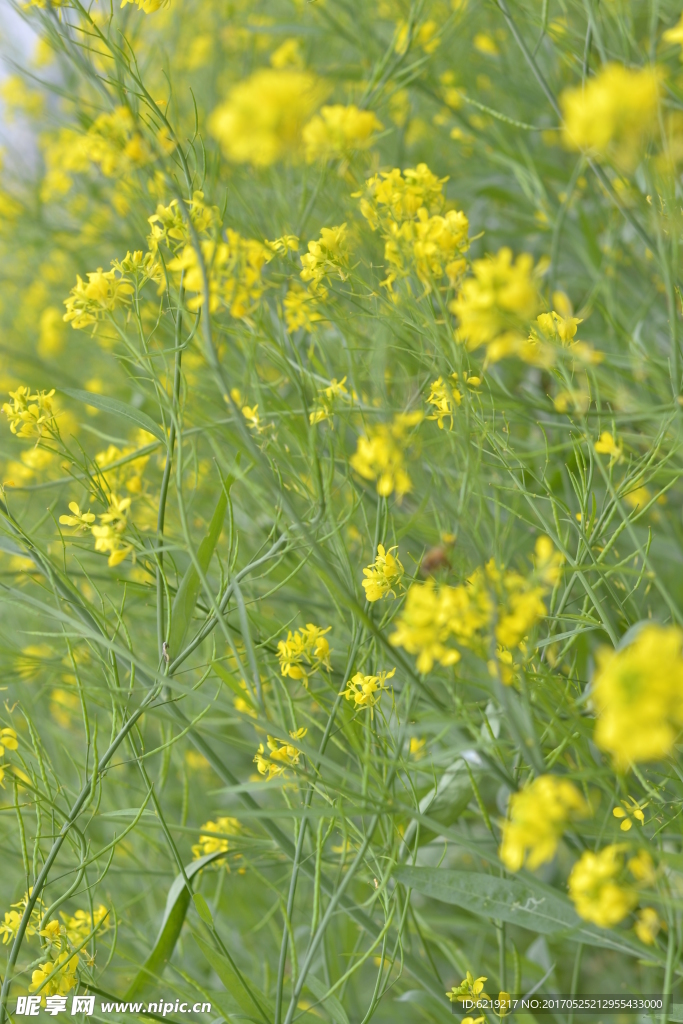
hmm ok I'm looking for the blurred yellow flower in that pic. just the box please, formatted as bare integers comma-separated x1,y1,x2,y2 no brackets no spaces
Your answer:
300,224,350,294
593,625,683,767
561,64,660,168
303,105,383,162
499,775,590,871
208,69,327,166
568,845,636,927
350,411,422,498
594,431,623,463
192,817,241,860
2,387,57,439
634,907,662,944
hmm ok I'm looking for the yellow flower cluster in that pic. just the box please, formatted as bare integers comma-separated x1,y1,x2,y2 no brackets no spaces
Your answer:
29,952,79,996
561,64,660,169
300,223,350,295
63,252,160,331
121,0,171,11
362,543,405,602
390,543,555,675
357,163,469,293
447,971,489,1003
60,493,133,567
254,728,307,781
277,624,332,686
309,376,350,426
209,69,327,166
168,233,271,317
568,845,655,928
283,284,323,332
350,411,423,498
95,433,152,496
342,668,395,716
60,904,109,944
2,387,56,440
592,624,683,768
303,104,383,163
425,375,461,429
41,107,153,201
499,775,590,871
191,817,241,860
148,192,218,252
450,247,540,360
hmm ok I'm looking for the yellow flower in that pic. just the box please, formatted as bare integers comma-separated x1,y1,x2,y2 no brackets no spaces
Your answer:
29,952,79,996
628,848,656,885
592,625,683,768
426,376,461,429
663,14,683,55
447,972,489,1003
533,535,564,586
561,64,660,168
59,502,96,530
395,19,440,55
342,668,395,716
634,907,662,945
284,284,322,332
167,233,270,317
270,38,304,70
594,431,623,463
63,266,135,330
474,32,499,56
208,69,327,166
121,0,170,11
0,728,18,758
2,387,57,439
309,377,349,426
568,845,637,927
254,728,307,781
499,775,591,871
191,817,241,860
300,223,350,294
362,543,405,602
389,579,464,674
60,905,109,945
409,736,426,759
302,105,383,162
450,248,540,358
613,796,647,831
277,624,332,686
350,411,422,498
0,891,43,946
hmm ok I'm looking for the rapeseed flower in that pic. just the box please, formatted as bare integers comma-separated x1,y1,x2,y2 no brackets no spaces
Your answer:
426,376,461,429
168,233,270,317
613,796,647,832
561,64,660,168
447,972,489,1003
121,0,171,11
499,775,590,871
60,905,109,944
343,668,395,716
350,411,422,498
592,624,683,767
2,387,57,439
277,624,331,686
59,503,96,531
302,104,383,162
568,845,637,927
208,69,326,166
300,224,350,295
63,267,134,330
594,431,623,463
0,728,18,757
309,377,349,425
635,907,662,945
362,544,404,601
451,248,540,359
254,728,307,781
283,284,322,332
29,952,79,996
192,817,241,860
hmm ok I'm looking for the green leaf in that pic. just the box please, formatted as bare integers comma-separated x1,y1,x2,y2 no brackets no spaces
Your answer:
192,893,214,926
194,934,272,1024
61,388,167,444
167,477,233,658
393,867,650,959
125,850,226,999
305,976,350,1024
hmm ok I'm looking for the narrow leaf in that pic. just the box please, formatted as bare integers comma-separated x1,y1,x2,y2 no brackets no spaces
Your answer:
192,893,214,926
61,388,167,444
194,934,272,1024
125,850,225,999
394,867,650,959
167,477,233,658
306,976,350,1024
212,660,255,708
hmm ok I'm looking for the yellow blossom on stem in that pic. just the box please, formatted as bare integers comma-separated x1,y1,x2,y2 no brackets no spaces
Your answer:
425,375,461,429
0,728,18,758
594,431,623,463
2,387,57,439
208,69,327,166
59,502,96,530
635,907,662,945
63,266,134,330
60,905,109,945
29,952,79,996
592,624,683,768
309,377,349,425
612,796,647,831
300,223,350,294
450,248,541,359
277,624,332,685
342,668,395,716
121,0,170,11
302,105,383,163
561,64,660,169
389,579,465,674
499,775,591,871
350,411,423,498
447,972,489,1003
284,284,322,332
254,728,307,781
568,845,637,927
362,543,405,602
191,817,241,860
168,233,270,317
